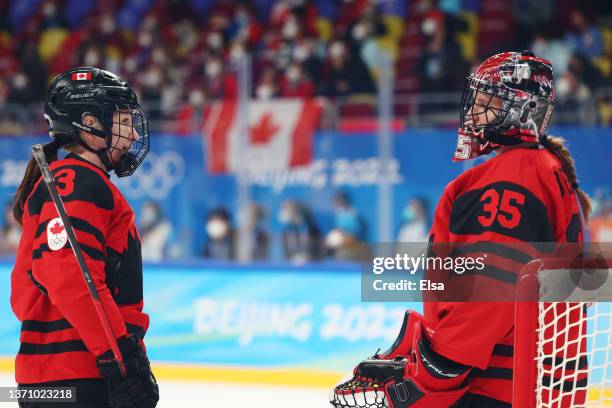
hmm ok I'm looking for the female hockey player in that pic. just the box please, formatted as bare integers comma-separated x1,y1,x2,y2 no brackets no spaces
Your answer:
331,51,591,407
11,68,159,408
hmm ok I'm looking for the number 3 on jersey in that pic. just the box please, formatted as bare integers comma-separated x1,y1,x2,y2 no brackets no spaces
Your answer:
54,168,76,196
478,188,526,229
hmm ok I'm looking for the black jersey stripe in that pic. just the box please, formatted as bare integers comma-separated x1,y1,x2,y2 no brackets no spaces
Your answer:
471,367,513,380
21,319,73,333
459,265,518,284
542,375,588,392
542,355,589,371
126,323,146,340
33,242,106,261
18,340,88,355
35,217,105,247
450,242,534,264
492,344,514,357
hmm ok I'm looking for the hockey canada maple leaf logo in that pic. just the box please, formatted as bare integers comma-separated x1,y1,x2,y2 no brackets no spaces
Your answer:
46,217,68,251
250,112,280,145
50,221,65,235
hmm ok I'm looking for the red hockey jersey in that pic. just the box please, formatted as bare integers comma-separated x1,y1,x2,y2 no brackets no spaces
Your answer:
424,146,584,404
11,154,149,384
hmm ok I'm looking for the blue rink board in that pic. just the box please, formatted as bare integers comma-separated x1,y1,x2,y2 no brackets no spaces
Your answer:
0,262,610,379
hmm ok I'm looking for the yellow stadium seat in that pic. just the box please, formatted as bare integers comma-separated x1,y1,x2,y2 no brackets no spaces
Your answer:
456,11,479,62
315,17,333,42
593,57,611,77
601,27,612,55
38,28,69,62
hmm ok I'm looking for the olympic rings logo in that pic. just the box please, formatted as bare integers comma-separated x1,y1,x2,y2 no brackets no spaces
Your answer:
50,236,66,246
117,151,186,200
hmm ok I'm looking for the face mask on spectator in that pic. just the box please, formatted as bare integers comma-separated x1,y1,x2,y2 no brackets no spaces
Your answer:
230,44,245,61
141,205,159,228
293,45,310,61
206,61,222,78
352,23,368,41
189,89,205,106
13,74,27,90
556,76,571,98
144,69,162,88
207,32,223,50
43,2,57,18
84,49,101,67
101,15,116,34
287,65,301,82
138,31,153,48
256,84,274,100
152,48,167,65
329,42,345,59
326,229,345,248
283,20,299,40
207,219,229,239
421,18,438,36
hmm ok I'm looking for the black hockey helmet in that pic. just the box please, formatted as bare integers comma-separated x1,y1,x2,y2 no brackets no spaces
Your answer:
44,67,149,177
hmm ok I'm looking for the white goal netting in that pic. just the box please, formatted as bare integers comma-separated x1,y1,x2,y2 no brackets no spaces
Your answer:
535,264,612,407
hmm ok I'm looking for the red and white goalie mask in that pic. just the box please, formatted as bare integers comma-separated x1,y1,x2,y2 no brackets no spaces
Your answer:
453,51,555,161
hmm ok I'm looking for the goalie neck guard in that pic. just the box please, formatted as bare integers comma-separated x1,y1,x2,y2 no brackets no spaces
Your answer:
454,51,555,161
44,67,149,177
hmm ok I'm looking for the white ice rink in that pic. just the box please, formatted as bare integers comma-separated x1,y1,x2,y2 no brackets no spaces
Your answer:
0,373,329,407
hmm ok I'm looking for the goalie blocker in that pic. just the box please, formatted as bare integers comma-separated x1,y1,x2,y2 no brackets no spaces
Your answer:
330,311,471,408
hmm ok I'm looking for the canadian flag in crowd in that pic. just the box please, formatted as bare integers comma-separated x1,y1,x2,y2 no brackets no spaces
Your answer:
72,72,92,81
204,99,322,174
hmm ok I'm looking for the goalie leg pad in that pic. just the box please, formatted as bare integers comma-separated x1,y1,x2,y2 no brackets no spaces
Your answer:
331,312,470,408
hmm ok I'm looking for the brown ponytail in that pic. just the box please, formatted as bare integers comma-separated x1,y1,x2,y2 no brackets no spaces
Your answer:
12,141,60,225
541,136,592,222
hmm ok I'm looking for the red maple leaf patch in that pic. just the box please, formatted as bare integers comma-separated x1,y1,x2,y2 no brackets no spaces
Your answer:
50,221,65,235
250,112,280,145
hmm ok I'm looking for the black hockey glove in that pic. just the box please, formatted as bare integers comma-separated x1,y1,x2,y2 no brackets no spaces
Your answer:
96,335,159,408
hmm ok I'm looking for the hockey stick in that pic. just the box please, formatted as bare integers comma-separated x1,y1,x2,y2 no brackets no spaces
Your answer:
32,144,127,377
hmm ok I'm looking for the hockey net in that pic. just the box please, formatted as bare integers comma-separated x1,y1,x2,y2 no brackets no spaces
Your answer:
514,258,612,408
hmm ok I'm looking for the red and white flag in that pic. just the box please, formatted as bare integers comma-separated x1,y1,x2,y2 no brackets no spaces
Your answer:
204,99,322,174
72,72,92,81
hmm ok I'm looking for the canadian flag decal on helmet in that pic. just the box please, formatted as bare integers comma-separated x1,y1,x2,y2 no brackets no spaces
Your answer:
71,72,92,81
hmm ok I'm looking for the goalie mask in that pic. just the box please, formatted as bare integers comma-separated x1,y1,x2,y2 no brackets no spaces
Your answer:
453,51,554,161
44,67,149,177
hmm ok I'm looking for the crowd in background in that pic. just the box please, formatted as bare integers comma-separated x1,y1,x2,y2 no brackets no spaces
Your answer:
0,0,610,130
3,189,611,263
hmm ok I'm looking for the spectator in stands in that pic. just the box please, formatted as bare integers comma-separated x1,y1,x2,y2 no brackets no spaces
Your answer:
396,197,430,243
292,38,322,85
324,40,375,97
565,9,604,59
255,66,279,100
279,62,314,97
243,203,270,261
326,192,366,261
203,207,235,260
279,200,321,263
0,201,21,256
139,201,173,263
418,7,464,93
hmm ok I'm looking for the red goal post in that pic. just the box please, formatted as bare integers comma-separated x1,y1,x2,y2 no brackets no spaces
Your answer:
514,257,612,408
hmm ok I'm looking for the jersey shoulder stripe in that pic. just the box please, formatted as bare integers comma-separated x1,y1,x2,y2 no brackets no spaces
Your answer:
27,158,114,218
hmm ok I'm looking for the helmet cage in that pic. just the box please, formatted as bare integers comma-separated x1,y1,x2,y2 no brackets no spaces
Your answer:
460,77,518,131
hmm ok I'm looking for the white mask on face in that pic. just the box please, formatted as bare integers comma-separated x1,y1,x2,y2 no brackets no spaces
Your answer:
287,65,300,82
84,49,101,67
206,61,222,78
256,84,273,100
329,42,345,59
207,219,229,239
283,20,299,39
